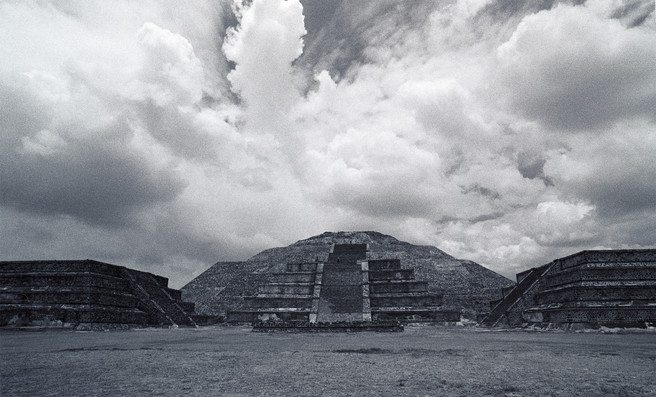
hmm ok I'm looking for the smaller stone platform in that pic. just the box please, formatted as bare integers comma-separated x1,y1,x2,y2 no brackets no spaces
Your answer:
483,250,656,328
252,320,404,333
0,260,197,328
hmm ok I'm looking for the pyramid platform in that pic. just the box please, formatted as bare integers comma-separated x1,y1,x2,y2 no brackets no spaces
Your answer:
0,260,197,328
483,250,656,328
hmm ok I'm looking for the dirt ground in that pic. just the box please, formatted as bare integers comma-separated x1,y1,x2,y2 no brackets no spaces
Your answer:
1,325,655,396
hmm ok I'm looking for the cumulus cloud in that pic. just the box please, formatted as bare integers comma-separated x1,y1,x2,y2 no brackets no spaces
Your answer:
223,0,306,132
1,0,656,285
496,1,656,130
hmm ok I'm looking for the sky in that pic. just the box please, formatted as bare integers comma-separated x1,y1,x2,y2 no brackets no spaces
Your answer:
1,0,655,288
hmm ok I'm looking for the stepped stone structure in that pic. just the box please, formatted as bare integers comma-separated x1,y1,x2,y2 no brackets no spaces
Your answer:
0,260,197,328
228,243,453,324
483,250,656,328
182,231,514,322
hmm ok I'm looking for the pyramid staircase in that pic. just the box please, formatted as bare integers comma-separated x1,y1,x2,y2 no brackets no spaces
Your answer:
481,263,552,327
316,244,367,322
228,244,459,324
0,260,196,328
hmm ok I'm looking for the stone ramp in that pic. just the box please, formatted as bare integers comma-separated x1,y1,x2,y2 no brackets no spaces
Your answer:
316,244,366,322
316,263,363,322
481,263,550,327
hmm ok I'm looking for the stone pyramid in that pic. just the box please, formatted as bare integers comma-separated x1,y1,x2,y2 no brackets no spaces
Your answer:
181,231,514,320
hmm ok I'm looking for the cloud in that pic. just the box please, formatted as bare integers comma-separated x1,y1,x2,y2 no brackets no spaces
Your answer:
223,0,306,132
1,0,656,287
129,22,205,106
544,121,656,218
496,2,656,130
1,119,184,227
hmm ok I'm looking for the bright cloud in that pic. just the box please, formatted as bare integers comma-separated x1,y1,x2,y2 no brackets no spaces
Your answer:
1,0,655,285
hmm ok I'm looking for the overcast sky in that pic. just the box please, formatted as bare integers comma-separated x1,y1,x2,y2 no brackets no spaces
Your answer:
1,0,655,288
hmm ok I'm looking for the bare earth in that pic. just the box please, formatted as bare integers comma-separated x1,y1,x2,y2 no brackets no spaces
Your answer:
1,325,655,396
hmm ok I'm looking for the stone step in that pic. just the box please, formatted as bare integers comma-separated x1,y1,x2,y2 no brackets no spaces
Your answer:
372,307,460,323
318,285,362,311
120,269,196,326
0,273,131,290
178,301,195,313
557,250,656,269
271,272,315,283
331,244,368,254
0,261,122,278
258,283,314,295
369,281,428,294
369,269,414,281
544,267,656,288
524,306,656,324
166,288,182,300
252,321,404,332
227,308,310,323
536,284,656,304
0,287,139,308
373,305,456,312
244,296,312,309
323,261,361,270
322,271,361,285
368,259,402,271
0,303,149,326
286,263,318,272
0,261,170,287
370,293,441,307
530,300,656,310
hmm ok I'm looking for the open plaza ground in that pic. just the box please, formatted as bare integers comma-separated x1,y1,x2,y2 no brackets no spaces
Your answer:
1,325,655,396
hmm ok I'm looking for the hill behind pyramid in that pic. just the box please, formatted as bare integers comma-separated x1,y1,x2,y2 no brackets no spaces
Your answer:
182,231,514,319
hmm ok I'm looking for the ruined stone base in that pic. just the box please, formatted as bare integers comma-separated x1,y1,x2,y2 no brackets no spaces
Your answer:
252,320,404,333
521,321,656,331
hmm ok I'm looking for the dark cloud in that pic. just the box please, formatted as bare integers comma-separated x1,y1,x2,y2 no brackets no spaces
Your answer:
0,79,52,142
0,119,185,227
480,0,585,18
574,170,656,219
297,0,437,84
610,0,655,27
496,3,656,130
469,212,506,223
299,0,342,35
517,154,554,186
461,184,502,200
135,100,220,160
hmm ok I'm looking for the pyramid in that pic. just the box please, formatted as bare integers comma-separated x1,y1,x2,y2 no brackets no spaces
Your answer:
182,231,513,321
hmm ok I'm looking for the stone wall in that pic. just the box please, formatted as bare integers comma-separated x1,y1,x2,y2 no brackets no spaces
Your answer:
0,260,196,328
485,250,656,328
